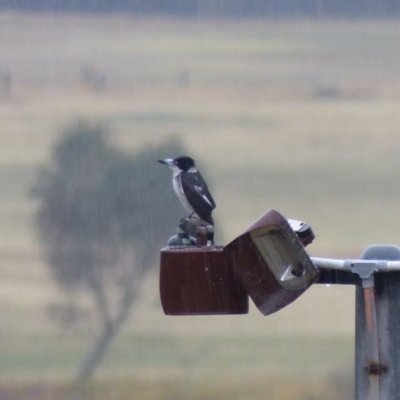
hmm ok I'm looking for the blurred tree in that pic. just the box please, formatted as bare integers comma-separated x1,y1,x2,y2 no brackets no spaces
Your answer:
32,121,186,383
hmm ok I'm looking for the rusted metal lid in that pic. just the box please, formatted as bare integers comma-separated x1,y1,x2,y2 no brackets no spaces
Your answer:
224,209,319,316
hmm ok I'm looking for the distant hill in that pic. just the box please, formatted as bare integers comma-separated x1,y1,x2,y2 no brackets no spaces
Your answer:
1,0,400,18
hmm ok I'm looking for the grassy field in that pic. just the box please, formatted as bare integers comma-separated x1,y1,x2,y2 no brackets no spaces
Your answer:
2,13,400,399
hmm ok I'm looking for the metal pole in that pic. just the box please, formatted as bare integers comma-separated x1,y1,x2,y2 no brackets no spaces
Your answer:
355,245,400,400
312,248,400,400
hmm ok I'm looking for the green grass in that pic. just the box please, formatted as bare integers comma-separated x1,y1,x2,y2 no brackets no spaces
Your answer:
4,333,340,378
0,333,354,399
0,376,352,400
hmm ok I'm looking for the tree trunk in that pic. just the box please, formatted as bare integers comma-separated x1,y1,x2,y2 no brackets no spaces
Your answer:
75,281,138,384
76,322,119,384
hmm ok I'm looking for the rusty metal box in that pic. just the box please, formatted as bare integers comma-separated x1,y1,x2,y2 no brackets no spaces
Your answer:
160,246,249,315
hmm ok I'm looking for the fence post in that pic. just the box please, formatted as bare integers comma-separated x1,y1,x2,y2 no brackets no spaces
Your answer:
355,245,400,400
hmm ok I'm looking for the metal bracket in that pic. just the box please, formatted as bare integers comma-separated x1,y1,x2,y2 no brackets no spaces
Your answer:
344,260,384,288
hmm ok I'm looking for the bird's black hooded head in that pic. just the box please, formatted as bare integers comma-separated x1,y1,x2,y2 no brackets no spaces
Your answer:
174,156,195,172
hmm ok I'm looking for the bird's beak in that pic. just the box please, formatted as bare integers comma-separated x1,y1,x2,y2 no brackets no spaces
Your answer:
158,159,174,166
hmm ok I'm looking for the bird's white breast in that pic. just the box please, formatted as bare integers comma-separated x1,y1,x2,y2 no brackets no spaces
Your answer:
173,173,193,212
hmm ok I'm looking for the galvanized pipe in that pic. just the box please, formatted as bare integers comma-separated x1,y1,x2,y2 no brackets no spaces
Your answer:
311,257,400,272
310,257,347,270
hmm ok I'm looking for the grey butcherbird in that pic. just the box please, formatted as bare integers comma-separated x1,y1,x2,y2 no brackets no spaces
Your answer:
158,156,216,226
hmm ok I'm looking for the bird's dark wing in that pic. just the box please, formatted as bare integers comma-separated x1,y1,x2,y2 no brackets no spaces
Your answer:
181,171,216,225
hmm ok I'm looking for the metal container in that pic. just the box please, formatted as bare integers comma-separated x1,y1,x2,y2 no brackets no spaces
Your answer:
160,245,248,315
224,209,319,316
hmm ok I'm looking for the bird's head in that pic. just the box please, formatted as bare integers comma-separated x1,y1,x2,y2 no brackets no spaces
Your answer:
158,156,196,173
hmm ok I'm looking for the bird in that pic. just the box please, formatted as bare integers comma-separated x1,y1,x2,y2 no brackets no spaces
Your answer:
158,156,216,226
